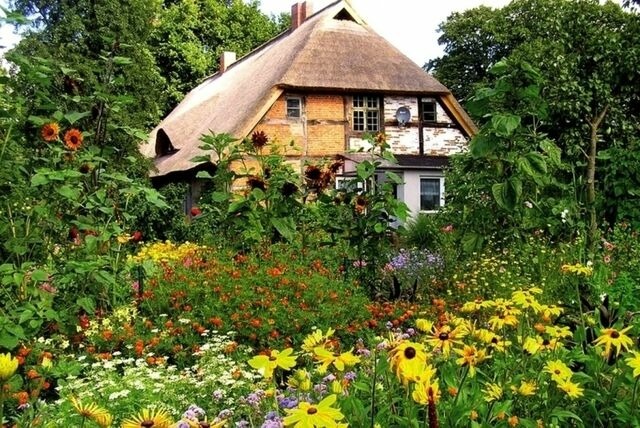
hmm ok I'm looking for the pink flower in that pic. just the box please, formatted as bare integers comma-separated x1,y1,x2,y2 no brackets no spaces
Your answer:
353,260,368,268
131,281,140,292
441,224,454,233
40,283,57,294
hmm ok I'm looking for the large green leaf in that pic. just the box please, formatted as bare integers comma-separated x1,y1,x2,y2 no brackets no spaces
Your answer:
271,217,296,242
469,134,495,158
517,152,548,178
491,114,521,137
540,139,562,167
492,178,522,211
64,111,91,125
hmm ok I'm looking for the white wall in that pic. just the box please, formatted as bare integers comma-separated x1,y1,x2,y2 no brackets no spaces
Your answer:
399,170,445,218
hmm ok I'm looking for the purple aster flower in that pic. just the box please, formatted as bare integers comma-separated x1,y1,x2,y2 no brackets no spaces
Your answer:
344,371,357,381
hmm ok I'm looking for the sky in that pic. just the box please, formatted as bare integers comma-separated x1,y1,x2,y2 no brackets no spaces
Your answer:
258,0,513,65
0,0,512,64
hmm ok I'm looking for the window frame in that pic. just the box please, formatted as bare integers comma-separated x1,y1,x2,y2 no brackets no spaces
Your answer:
421,98,437,123
352,95,381,132
286,96,302,119
419,176,445,212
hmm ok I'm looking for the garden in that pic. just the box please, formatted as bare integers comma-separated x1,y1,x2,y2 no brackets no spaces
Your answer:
1,0,640,427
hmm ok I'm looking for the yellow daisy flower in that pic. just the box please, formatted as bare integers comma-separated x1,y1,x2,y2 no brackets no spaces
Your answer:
0,353,19,381
283,394,345,427
626,351,640,378
511,380,537,396
313,347,360,373
523,336,561,355
511,289,544,313
70,397,110,422
412,375,441,405
454,345,490,377
543,359,573,382
424,324,465,356
593,326,633,358
488,313,518,330
388,341,428,385
121,408,173,428
301,328,335,353
248,348,297,379
482,383,503,402
545,325,572,339
556,379,584,399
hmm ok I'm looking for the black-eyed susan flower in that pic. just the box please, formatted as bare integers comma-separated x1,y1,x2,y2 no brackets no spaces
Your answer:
544,359,573,382
454,345,489,377
388,341,427,384
412,372,441,405
523,336,561,355
94,412,113,428
561,263,593,276
415,318,433,333
626,351,640,377
488,313,518,330
511,289,544,313
545,325,572,339
482,383,503,402
283,394,345,427
248,348,297,379
121,408,173,428
63,128,84,151
41,122,60,142
556,379,584,399
425,324,465,356
0,352,18,381
593,326,633,358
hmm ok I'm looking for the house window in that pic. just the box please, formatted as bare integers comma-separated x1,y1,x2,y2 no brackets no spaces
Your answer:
286,97,302,118
335,176,365,193
420,177,444,211
352,95,380,132
422,99,437,123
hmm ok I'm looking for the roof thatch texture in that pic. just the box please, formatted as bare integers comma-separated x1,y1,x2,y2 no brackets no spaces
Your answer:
142,0,461,177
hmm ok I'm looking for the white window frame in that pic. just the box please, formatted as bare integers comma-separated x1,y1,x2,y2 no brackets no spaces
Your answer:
352,95,380,132
335,176,366,193
419,176,445,212
286,96,302,119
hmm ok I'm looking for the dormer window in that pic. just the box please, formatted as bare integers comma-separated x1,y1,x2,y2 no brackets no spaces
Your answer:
286,97,302,119
155,128,178,157
422,99,437,123
352,95,380,132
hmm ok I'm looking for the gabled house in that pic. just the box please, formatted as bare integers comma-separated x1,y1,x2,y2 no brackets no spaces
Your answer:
141,0,477,216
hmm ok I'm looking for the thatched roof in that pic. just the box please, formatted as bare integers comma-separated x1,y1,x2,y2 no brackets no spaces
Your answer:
142,0,475,178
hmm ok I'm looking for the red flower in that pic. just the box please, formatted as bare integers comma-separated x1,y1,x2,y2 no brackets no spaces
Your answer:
132,230,143,242
41,123,60,142
190,206,202,217
63,128,83,151
251,130,269,149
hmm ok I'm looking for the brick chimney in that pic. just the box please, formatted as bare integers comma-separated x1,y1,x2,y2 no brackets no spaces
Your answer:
291,1,313,30
219,51,236,73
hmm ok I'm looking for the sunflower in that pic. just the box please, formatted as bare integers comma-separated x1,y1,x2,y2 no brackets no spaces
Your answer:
556,379,584,399
544,359,573,382
283,394,345,427
424,324,465,356
69,396,110,422
454,345,489,377
626,351,640,378
41,122,60,142
388,341,428,384
64,128,84,151
248,348,297,379
0,353,19,381
121,408,173,428
593,326,634,358
482,383,503,402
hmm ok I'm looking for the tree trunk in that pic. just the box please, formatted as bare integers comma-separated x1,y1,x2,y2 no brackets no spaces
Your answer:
586,106,608,256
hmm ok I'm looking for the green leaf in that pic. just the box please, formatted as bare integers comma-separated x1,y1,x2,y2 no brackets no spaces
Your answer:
30,173,49,186
76,297,96,314
540,139,562,167
64,111,91,125
211,192,229,202
469,135,495,158
462,232,484,253
27,115,47,126
517,152,548,178
30,269,49,282
0,332,20,350
196,171,214,179
18,309,34,324
489,60,509,75
113,56,133,65
57,185,81,201
271,217,296,242
492,178,522,211
491,114,521,137
356,161,376,180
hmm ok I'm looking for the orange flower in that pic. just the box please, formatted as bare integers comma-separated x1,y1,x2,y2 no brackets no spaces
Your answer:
14,391,29,405
63,128,83,151
41,123,60,142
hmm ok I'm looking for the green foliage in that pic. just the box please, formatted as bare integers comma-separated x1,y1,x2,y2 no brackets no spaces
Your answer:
431,0,640,235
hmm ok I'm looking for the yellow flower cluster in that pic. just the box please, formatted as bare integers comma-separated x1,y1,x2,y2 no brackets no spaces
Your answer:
561,263,593,276
128,241,207,264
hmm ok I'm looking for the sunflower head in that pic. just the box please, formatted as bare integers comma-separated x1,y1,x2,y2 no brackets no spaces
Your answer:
41,122,60,142
121,408,173,428
64,128,84,151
